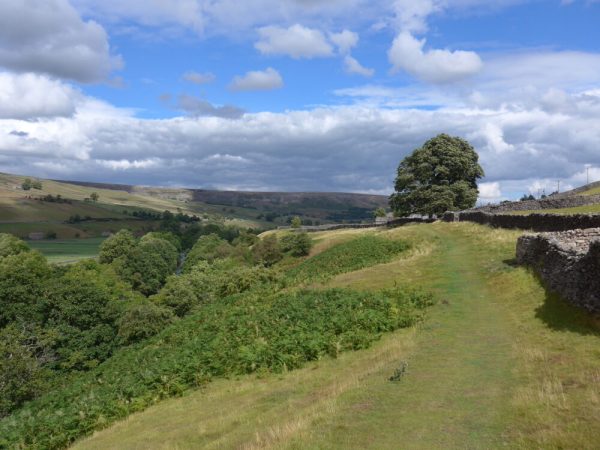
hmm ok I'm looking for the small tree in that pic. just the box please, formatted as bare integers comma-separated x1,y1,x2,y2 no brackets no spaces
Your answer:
390,134,484,217
280,232,313,257
373,207,387,218
99,229,136,264
290,216,302,229
252,235,283,266
90,192,99,202
32,180,42,190
21,178,32,191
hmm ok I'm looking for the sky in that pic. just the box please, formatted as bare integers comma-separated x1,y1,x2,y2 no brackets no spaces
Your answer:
1,0,600,202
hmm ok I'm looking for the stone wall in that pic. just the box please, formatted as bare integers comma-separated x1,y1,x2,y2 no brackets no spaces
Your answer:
516,228,600,313
443,211,600,232
280,217,436,233
474,193,600,213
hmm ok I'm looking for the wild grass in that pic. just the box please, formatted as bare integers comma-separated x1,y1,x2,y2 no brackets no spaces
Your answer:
72,222,600,450
28,238,105,264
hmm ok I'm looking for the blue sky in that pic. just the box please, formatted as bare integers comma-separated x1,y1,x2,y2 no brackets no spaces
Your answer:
1,0,600,201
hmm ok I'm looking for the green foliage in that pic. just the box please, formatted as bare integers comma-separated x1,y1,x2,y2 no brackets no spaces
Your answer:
252,234,283,266
44,263,126,371
117,302,174,345
390,134,484,217
0,251,52,327
141,231,182,251
21,178,32,191
0,233,29,258
183,234,233,271
374,207,387,218
31,180,42,190
0,287,432,449
0,325,55,418
114,237,179,296
288,235,409,282
152,260,282,317
90,192,99,202
290,216,302,228
280,232,313,257
98,230,136,264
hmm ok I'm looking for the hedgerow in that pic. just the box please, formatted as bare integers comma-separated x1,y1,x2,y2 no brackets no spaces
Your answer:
0,287,433,449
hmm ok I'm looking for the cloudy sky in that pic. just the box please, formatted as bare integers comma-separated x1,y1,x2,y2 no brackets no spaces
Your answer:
1,0,600,201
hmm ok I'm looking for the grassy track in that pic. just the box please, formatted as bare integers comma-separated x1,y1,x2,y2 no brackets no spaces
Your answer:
73,223,600,450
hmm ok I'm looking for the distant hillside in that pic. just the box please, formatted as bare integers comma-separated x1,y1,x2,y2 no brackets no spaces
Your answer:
61,179,389,223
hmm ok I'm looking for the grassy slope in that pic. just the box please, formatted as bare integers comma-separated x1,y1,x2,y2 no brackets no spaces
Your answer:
73,222,600,450
28,238,106,264
509,203,600,215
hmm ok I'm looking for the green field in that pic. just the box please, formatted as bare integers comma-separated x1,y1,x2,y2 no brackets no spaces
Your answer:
71,223,600,450
28,238,105,263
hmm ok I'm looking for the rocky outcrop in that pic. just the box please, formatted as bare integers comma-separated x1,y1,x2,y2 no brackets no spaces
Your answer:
516,228,600,313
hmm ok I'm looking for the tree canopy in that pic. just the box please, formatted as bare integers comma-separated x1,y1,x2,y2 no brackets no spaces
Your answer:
390,134,484,217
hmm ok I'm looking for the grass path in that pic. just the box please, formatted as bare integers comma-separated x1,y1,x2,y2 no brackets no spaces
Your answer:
295,226,518,449
73,223,600,450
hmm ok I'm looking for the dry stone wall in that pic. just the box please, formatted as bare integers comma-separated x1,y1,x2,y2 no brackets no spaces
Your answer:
442,211,600,232
516,228,600,313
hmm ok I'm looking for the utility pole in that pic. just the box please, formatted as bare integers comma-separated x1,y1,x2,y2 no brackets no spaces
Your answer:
587,166,590,185
557,180,560,194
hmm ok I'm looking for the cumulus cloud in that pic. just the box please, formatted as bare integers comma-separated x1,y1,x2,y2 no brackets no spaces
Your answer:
478,181,503,204
330,29,359,54
388,32,483,83
255,24,334,59
182,71,216,84
3,88,600,195
0,0,121,83
0,72,79,120
176,94,245,118
229,68,283,92
343,56,374,77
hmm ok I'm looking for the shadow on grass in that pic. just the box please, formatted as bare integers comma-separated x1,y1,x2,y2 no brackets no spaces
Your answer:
534,279,600,337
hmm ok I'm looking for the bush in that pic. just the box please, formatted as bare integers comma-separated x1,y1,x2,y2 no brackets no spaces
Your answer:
0,287,433,448
99,230,136,264
183,234,233,271
252,234,283,266
0,251,52,328
117,302,174,345
0,325,54,418
288,235,409,282
280,232,313,257
141,231,182,252
153,260,283,317
114,238,179,296
45,263,126,371
0,233,29,258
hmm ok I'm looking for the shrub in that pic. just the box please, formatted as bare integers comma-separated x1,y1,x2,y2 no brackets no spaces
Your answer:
0,233,29,258
114,237,178,296
280,232,313,257
141,231,182,252
0,287,433,449
0,251,52,328
117,302,174,345
99,230,136,264
0,325,55,418
45,263,125,371
183,234,233,271
252,234,283,266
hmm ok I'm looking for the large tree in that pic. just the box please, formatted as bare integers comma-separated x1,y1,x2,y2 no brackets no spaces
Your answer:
390,134,484,217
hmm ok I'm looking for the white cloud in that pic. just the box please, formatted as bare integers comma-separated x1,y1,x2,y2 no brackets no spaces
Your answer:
0,0,121,83
176,94,245,118
182,71,215,84
478,181,503,203
388,32,483,83
0,72,79,120
330,30,359,54
343,56,374,77
229,68,283,92
255,24,334,59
